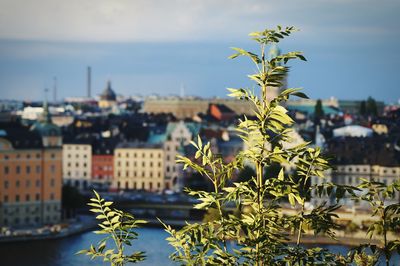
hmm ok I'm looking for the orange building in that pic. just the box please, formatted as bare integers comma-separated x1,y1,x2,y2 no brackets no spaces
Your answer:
92,154,114,189
0,103,62,227
91,138,117,190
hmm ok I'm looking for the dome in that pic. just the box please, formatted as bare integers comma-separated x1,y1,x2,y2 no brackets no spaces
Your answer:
100,81,116,101
31,121,61,137
30,100,61,137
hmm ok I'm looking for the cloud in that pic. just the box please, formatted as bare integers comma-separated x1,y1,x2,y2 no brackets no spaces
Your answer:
0,0,398,42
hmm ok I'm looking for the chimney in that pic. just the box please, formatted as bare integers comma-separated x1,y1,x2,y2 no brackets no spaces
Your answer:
87,66,91,98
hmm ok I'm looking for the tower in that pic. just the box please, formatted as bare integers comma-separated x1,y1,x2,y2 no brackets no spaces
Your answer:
87,66,91,98
266,44,287,102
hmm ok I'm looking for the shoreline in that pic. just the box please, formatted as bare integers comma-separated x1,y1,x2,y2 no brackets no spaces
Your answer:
0,217,381,248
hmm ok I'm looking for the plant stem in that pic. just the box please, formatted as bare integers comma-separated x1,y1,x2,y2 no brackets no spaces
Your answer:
296,204,305,247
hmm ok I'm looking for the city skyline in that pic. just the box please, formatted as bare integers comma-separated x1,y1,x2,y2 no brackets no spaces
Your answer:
0,0,399,103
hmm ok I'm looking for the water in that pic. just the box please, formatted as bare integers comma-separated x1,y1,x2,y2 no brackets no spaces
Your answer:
0,228,397,265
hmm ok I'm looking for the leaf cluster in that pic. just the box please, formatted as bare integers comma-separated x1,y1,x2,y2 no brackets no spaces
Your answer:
77,191,146,266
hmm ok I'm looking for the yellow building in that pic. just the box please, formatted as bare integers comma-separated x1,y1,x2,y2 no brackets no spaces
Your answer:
113,143,164,192
0,102,62,227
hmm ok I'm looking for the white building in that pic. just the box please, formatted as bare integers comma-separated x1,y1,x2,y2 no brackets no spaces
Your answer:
164,121,194,191
333,125,373,138
62,143,92,189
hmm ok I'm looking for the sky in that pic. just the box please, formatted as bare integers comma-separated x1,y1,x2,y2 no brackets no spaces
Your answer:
0,0,399,103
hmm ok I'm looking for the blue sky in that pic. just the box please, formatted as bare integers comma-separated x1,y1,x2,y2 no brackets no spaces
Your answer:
0,0,399,103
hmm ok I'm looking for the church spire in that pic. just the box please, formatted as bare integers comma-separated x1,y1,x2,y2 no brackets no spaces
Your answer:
41,88,52,123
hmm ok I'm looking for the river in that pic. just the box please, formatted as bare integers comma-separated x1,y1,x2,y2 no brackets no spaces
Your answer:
0,228,397,265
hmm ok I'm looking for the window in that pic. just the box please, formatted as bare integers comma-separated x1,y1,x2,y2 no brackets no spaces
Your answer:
36,180,40,187
4,180,8,189
36,194,40,201
4,155,8,160
26,194,30,201
75,162,79,167
26,166,31,174
150,162,153,167
26,154,31,159
150,153,153,158
142,162,145,167
51,153,55,159
36,166,41,173
4,166,9,174
83,163,87,167
50,193,54,200
16,180,20,187
36,153,40,159
26,180,31,188
50,178,55,187
15,195,20,202
126,162,129,167
4,195,8,202
16,166,20,174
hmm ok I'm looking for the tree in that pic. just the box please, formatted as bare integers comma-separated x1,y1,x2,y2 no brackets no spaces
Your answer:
366,96,378,116
314,99,324,120
62,185,85,218
164,26,343,265
82,26,400,266
359,100,367,116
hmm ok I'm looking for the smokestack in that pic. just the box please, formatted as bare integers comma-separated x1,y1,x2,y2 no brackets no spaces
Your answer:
53,76,57,103
87,66,91,98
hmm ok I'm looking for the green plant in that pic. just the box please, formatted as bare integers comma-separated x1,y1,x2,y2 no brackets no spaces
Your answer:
77,191,146,265
347,179,400,266
162,26,346,265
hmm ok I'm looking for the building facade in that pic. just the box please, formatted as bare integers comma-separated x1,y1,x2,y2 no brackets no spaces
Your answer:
0,103,62,227
143,98,253,119
113,143,164,192
92,154,114,189
62,143,92,189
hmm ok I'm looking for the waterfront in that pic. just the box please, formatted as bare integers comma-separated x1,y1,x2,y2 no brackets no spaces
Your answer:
1,227,398,266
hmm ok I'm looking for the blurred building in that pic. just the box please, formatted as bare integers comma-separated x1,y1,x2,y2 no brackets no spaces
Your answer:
113,143,164,192
143,98,253,119
0,101,62,227
62,142,92,190
98,81,117,109
91,138,117,190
